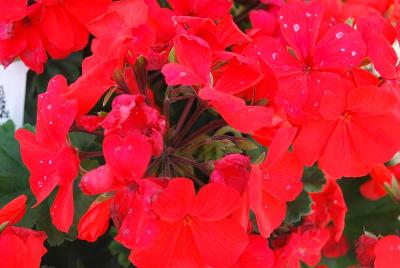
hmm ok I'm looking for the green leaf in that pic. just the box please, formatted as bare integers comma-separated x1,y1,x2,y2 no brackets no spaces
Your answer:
302,165,326,193
0,120,30,203
339,178,400,244
284,190,312,224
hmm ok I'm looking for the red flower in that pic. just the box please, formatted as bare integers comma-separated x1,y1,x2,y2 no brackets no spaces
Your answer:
114,179,165,250
0,0,27,23
355,234,378,267
78,197,113,242
80,132,152,191
293,85,400,178
210,154,251,195
360,164,396,200
15,75,79,232
102,94,166,156
35,0,112,59
322,227,350,258
356,15,397,79
0,195,47,268
243,1,366,124
162,34,212,87
274,224,330,268
167,0,232,20
249,127,303,237
199,87,274,133
308,178,347,241
374,235,400,268
130,178,248,267
0,195,26,225
0,4,47,73
233,235,274,268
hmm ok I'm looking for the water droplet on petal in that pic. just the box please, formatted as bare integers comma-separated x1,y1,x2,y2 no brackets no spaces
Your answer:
47,104,52,110
340,48,346,52
335,32,344,39
293,24,300,32
283,23,288,28
351,51,357,56
272,53,278,60
305,12,312,17
279,15,284,20
179,72,187,77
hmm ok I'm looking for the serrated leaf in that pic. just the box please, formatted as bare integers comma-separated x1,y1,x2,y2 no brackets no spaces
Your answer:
302,165,326,193
284,190,312,224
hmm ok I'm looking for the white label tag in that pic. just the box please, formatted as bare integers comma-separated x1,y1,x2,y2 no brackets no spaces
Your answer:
0,61,28,129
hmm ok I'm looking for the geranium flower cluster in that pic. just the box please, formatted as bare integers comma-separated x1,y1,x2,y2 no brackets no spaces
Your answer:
0,0,111,73
2,0,400,267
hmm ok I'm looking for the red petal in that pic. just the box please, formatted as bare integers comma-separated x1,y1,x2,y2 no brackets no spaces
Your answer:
261,152,303,202
0,233,28,268
210,154,251,194
215,15,250,48
0,0,27,22
50,183,74,233
0,195,27,225
234,235,274,268
169,35,211,86
62,0,112,25
80,165,114,195
313,23,366,69
129,222,181,268
103,133,152,183
161,63,206,86
66,59,117,116
78,198,112,242
367,36,397,79
265,127,297,167
278,1,323,61
199,87,273,133
213,60,263,95
192,182,242,221
191,218,248,267
293,120,336,167
374,235,400,268
152,178,195,222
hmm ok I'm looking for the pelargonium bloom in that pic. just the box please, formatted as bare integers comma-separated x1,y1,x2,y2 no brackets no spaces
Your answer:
16,75,79,232
243,1,367,124
0,195,47,268
293,84,400,178
130,178,249,267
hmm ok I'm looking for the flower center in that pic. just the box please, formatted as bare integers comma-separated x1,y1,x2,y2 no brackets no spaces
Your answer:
182,215,193,227
341,111,352,122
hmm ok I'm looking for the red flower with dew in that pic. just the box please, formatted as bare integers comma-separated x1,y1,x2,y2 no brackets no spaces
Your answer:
130,178,248,267
15,75,79,232
293,84,400,178
0,195,47,268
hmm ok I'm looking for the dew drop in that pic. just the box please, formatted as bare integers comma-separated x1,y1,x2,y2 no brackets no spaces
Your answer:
351,51,357,56
272,53,278,60
335,31,344,39
293,24,300,32
279,15,284,20
305,12,312,18
340,48,346,52
283,23,288,28
179,72,187,77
